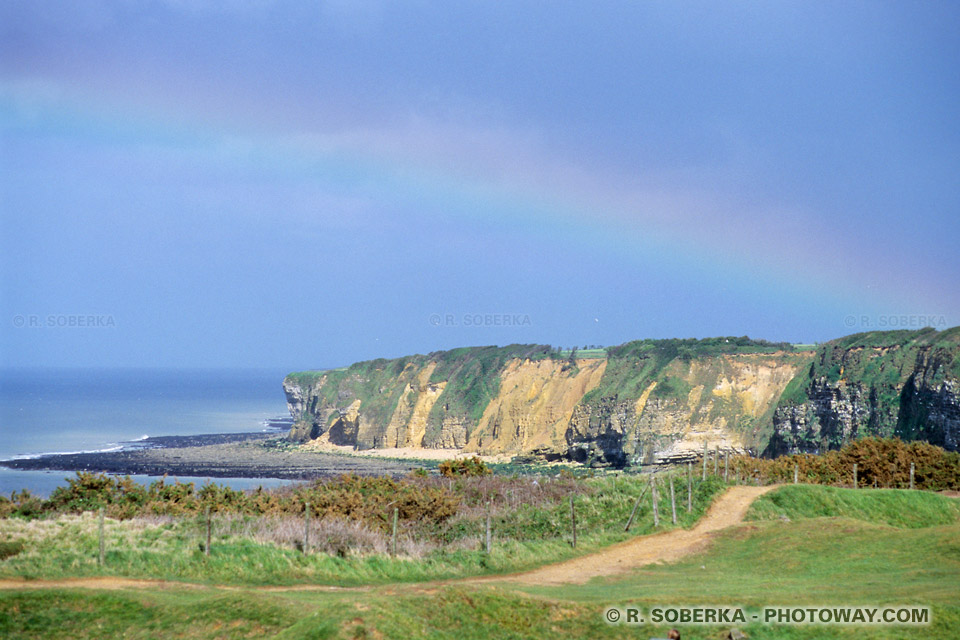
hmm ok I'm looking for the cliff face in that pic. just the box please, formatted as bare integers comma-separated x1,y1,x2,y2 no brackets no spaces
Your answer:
565,349,810,465
285,328,960,466
465,357,607,457
767,328,960,456
284,345,558,451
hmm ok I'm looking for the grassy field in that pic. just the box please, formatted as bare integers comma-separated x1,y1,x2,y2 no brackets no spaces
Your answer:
1,485,957,639
0,474,725,586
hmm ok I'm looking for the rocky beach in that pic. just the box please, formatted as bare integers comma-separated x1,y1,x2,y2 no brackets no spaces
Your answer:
0,431,428,481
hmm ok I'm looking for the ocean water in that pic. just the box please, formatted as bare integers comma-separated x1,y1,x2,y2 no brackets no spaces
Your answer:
0,367,297,496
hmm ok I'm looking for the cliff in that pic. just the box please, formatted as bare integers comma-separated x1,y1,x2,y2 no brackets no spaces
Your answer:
285,328,960,466
284,345,558,451
766,327,960,456
565,339,811,465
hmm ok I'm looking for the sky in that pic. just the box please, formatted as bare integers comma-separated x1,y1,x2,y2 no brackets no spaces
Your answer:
1,0,958,370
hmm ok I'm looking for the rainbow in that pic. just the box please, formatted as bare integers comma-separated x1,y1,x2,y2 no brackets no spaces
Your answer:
2,79,950,329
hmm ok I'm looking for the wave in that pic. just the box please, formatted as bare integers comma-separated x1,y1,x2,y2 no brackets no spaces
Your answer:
10,444,125,460
261,415,293,432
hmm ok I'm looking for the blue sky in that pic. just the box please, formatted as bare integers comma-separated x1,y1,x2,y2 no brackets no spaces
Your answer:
1,1,958,370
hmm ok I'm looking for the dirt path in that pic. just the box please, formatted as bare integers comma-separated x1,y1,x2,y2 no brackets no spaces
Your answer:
0,486,773,592
484,484,775,586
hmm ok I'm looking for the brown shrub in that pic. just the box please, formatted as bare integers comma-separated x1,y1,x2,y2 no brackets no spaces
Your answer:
438,456,491,477
731,438,960,490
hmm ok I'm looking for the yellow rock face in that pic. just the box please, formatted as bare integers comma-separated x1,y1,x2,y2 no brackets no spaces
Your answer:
383,362,446,448
644,354,807,458
463,358,607,455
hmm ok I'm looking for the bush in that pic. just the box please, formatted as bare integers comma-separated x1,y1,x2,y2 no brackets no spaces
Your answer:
296,474,460,530
732,437,960,490
6,471,462,528
7,490,44,519
438,456,491,477
0,541,23,561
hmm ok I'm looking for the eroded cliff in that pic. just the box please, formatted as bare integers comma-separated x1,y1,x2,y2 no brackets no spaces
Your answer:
767,327,960,456
285,328,960,466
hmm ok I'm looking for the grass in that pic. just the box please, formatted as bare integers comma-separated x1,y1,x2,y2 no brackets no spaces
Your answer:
514,486,960,639
555,348,608,359
513,518,960,639
0,486,957,639
746,484,960,527
0,589,309,640
0,475,727,587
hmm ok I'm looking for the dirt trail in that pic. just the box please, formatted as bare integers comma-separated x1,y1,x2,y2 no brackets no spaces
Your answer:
0,486,773,592
484,484,775,586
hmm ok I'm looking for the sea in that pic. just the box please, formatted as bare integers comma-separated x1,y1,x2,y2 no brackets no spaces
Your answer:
0,367,299,496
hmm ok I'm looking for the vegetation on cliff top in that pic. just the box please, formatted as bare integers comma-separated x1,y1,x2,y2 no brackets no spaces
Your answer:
423,344,554,444
778,326,960,406
581,336,795,404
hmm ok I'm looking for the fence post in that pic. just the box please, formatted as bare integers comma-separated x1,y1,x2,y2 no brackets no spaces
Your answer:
624,482,650,532
669,475,677,524
485,513,492,554
205,506,211,557
303,501,310,556
391,507,399,557
702,441,708,480
98,506,105,567
853,463,858,490
686,463,692,513
714,445,719,476
910,462,915,490
652,479,660,527
569,496,577,548
794,463,799,485
724,451,729,483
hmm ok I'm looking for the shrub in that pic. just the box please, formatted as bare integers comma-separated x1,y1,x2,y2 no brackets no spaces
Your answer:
0,541,23,561
732,437,960,490
438,456,491,477
9,489,44,519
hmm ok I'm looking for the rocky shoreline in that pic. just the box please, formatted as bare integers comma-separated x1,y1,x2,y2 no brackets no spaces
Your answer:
0,431,428,481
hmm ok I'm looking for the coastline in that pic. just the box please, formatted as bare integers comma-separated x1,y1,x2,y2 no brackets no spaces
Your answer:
299,437,514,464
0,430,430,481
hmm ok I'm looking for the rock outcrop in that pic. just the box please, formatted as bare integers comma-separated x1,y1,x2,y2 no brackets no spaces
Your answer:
284,328,960,466
565,351,810,465
767,328,960,456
